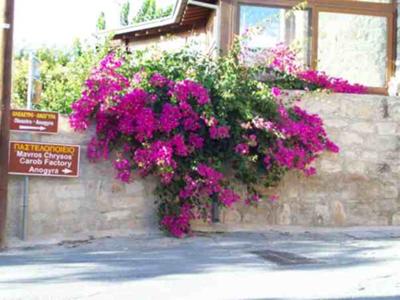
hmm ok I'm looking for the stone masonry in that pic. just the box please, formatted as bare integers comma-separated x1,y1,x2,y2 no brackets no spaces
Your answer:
6,117,159,243
6,93,400,242
195,93,400,231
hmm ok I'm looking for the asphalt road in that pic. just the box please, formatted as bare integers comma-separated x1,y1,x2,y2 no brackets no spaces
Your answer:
1,228,400,300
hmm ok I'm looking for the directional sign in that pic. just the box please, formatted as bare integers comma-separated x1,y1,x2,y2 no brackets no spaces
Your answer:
8,141,80,178
10,109,58,134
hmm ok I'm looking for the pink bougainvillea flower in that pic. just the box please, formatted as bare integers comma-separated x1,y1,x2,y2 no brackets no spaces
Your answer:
304,167,317,177
252,117,273,131
159,103,181,133
271,87,282,98
269,195,279,203
173,79,210,106
160,171,174,184
326,140,340,153
113,159,132,183
170,134,189,157
161,203,192,238
133,108,157,142
245,194,261,206
235,143,250,155
197,164,224,195
188,133,204,150
247,134,258,147
297,70,367,94
263,155,272,170
218,189,241,207
69,53,129,131
149,72,170,88
202,115,218,127
87,137,110,161
182,111,201,132
197,164,223,182
132,71,143,84
210,125,230,140
179,175,199,199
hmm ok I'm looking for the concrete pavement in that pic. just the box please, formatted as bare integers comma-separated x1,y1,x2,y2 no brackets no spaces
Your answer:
0,228,400,300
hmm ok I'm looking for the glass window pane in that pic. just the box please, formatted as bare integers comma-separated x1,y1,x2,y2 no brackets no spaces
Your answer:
239,5,310,65
318,12,388,87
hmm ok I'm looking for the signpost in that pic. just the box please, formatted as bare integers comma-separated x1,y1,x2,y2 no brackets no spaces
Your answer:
10,109,58,134
1,44,78,242
27,53,40,108
8,141,80,178
18,52,41,240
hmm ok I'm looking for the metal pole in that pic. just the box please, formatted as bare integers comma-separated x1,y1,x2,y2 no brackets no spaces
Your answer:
27,53,33,110
21,176,28,240
0,0,15,250
21,53,34,241
211,198,220,223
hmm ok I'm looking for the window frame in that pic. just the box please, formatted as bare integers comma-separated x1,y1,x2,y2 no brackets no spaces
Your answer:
231,0,397,94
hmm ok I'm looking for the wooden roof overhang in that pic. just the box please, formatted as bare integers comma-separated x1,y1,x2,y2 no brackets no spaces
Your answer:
112,0,217,42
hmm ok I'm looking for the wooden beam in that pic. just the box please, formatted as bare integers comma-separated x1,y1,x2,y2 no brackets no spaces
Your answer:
0,0,15,250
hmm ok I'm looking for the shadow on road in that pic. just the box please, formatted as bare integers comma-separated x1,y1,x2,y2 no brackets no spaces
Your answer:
0,232,396,285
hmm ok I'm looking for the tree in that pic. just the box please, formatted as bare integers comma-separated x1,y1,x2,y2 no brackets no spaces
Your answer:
158,4,173,18
97,11,106,31
12,39,112,114
120,1,130,26
132,0,173,24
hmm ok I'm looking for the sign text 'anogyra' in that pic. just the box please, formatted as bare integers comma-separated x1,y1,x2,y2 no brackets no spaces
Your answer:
10,109,58,134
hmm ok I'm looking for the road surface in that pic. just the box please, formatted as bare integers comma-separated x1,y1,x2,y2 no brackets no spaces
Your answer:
0,228,399,300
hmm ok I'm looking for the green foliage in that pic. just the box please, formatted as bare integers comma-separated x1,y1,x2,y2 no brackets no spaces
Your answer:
97,11,106,31
132,0,173,24
120,1,130,26
258,68,314,90
12,39,112,114
100,0,174,29
160,5,173,18
285,1,308,18
133,0,155,23
126,42,284,187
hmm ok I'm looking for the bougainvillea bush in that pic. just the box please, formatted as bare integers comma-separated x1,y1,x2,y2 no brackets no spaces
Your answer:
70,41,345,237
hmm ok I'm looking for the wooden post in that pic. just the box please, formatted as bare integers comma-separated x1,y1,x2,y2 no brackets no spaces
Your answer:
0,0,15,250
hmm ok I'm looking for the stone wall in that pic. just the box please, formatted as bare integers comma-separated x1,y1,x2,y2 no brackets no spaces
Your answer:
194,93,400,231
6,93,400,243
6,118,159,243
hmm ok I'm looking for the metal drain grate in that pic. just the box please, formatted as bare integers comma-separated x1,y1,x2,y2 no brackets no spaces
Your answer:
251,249,319,266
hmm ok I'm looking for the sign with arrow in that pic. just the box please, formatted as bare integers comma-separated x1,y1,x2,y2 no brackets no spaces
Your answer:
10,109,58,134
8,141,80,178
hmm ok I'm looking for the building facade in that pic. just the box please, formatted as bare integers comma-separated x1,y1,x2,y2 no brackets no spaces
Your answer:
112,0,399,94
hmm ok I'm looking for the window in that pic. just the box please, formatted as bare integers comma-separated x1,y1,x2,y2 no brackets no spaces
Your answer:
239,5,310,65
237,1,396,92
318,12,388,87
